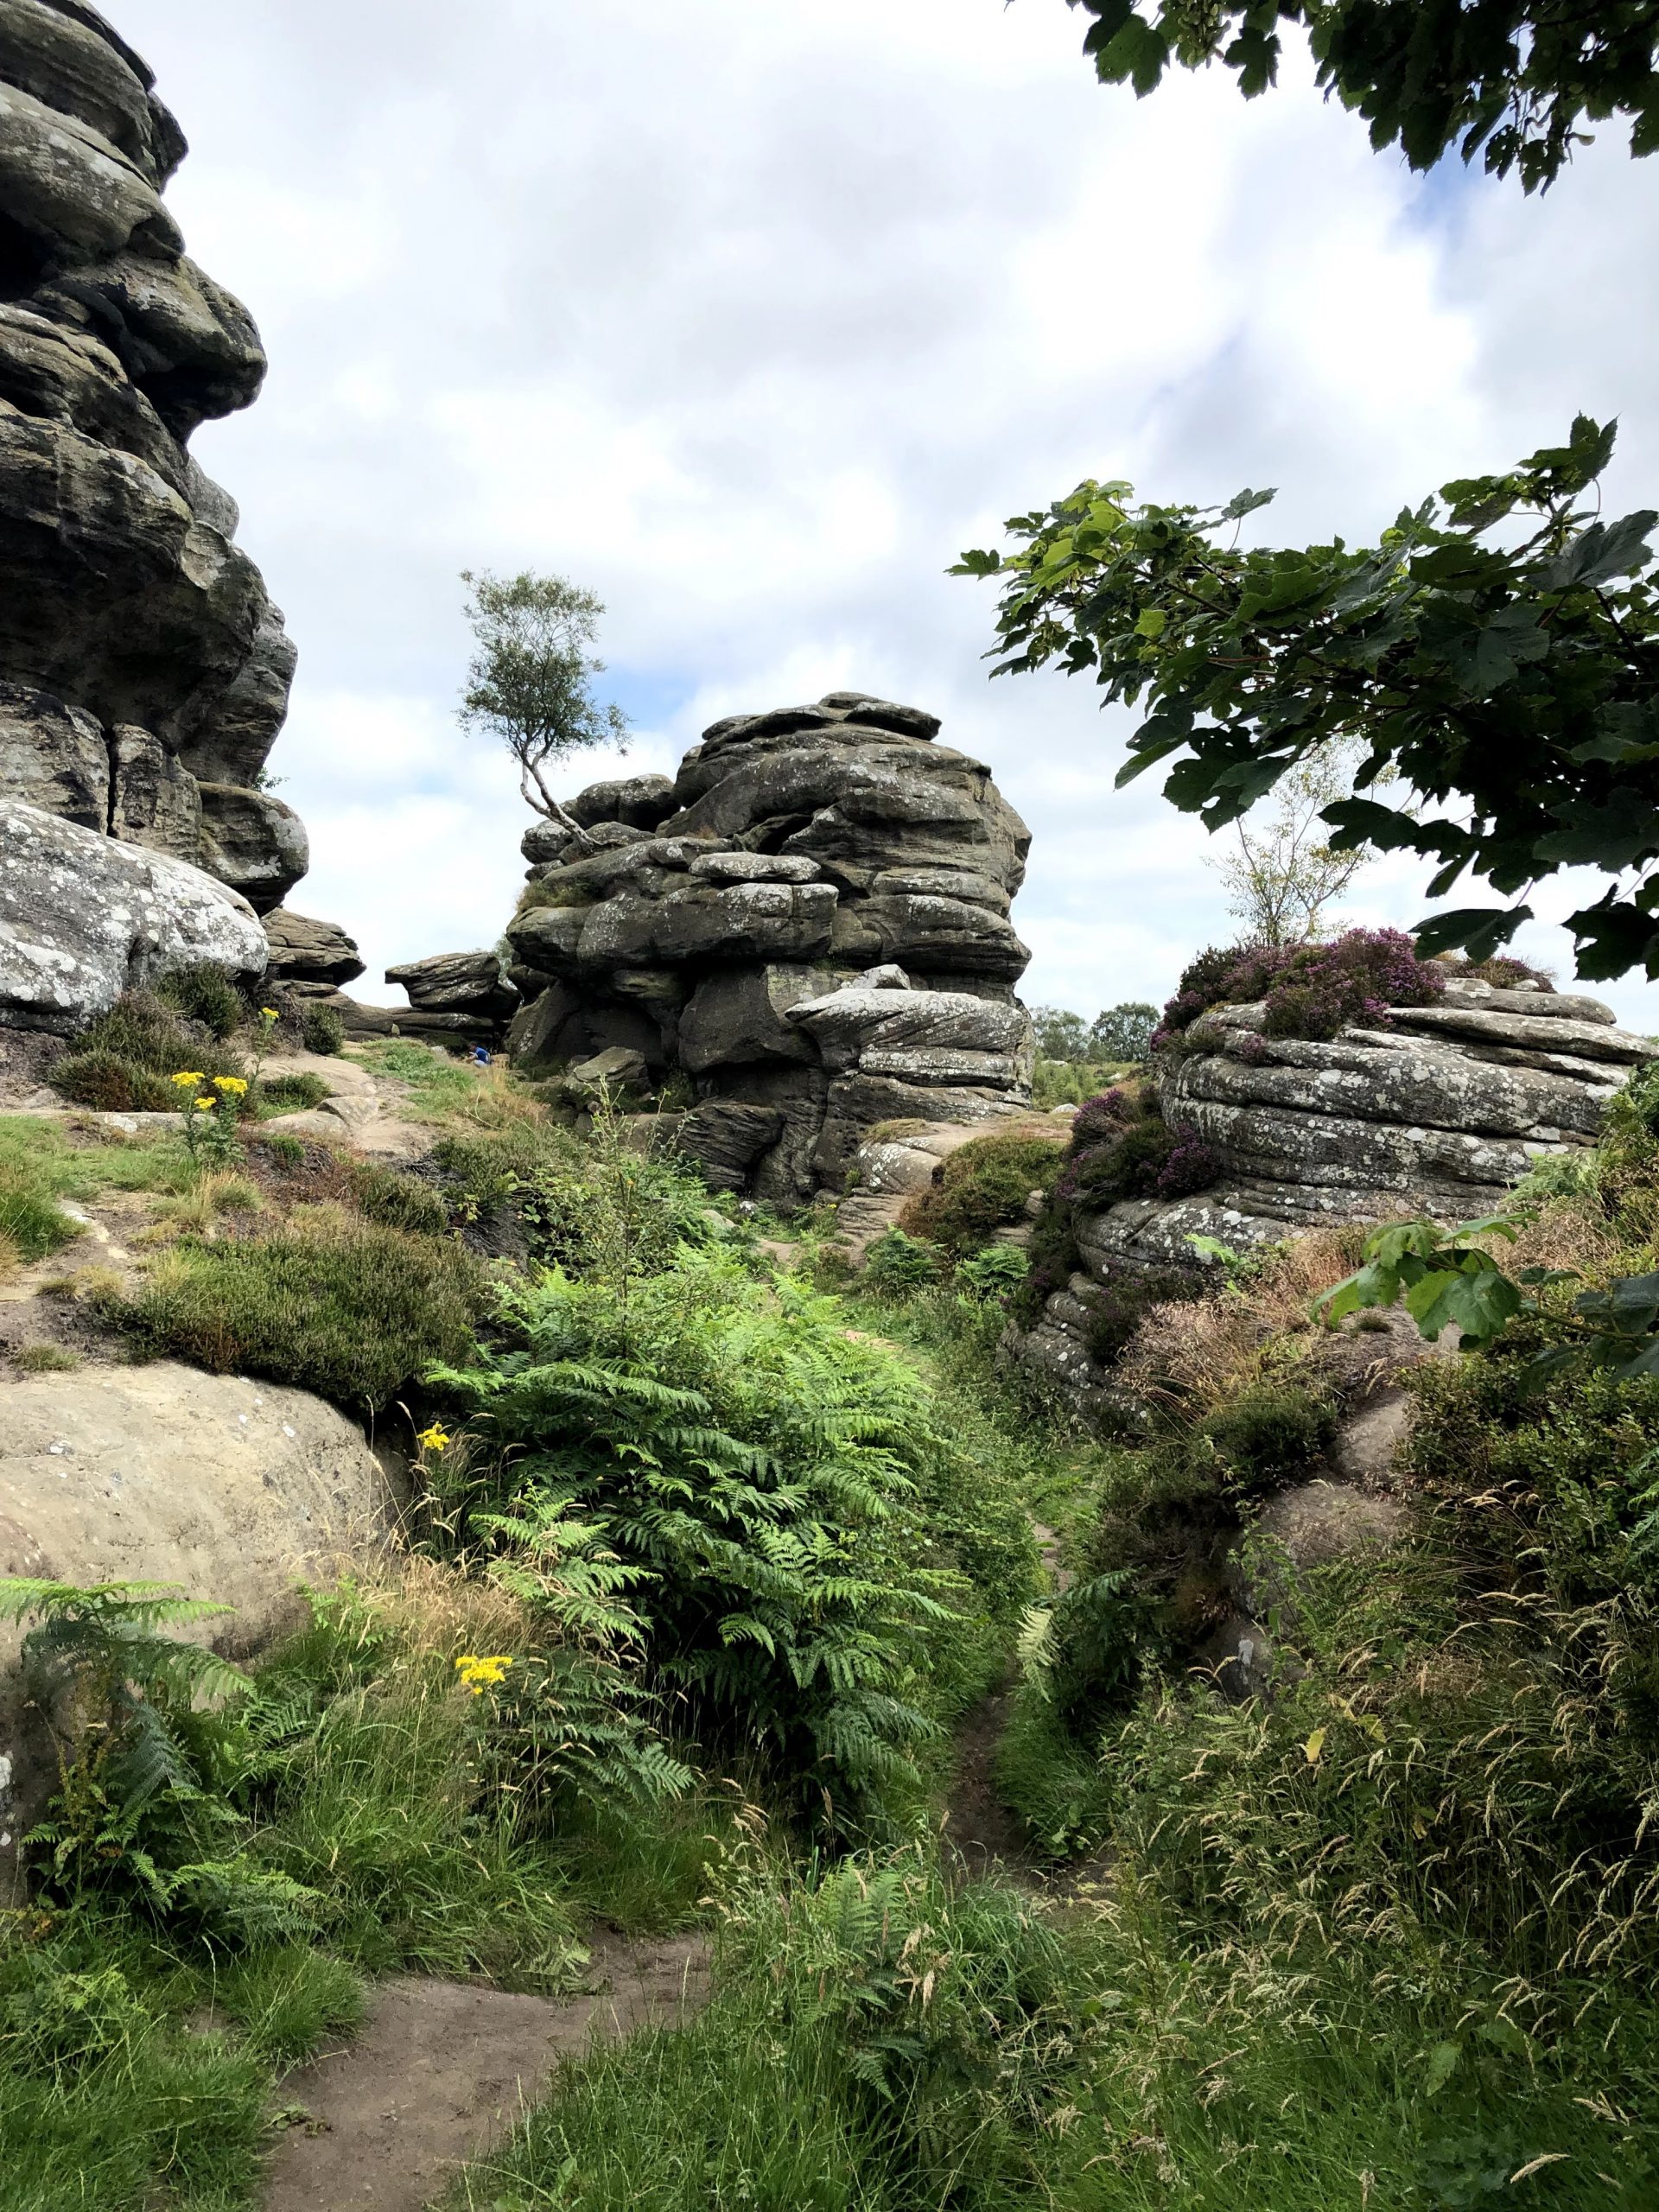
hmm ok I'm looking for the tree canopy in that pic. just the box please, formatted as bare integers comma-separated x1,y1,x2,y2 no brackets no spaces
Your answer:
1066,0,1659,192
955,416,1659,980
458,569,630,830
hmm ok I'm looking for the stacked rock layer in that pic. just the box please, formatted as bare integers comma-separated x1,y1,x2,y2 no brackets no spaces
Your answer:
0,0,308,1027
1020,976,1658,1400
505,692,1035,1199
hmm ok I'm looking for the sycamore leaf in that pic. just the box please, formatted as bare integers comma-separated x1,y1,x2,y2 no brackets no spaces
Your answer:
1412,906,1532,962
1546,509,1658,589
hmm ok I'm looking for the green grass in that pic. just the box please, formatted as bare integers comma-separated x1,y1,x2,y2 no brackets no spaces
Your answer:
351,1040,495,1122
0,1117,197,1267
0,1916,356,2212
1031,1056,1137,1109
0,1116,195,1202
455,1852,1074,2212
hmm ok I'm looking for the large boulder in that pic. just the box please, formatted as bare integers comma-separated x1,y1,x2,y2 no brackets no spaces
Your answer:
0,1363,400,1895
499,694,1034,1198
385,947,517,1017
0,0,311,1004
0,797,268,1032
264,907,366,988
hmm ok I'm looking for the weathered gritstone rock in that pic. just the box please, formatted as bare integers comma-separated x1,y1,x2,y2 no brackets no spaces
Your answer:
264,907,366,988
501,694,1034,1199
0,797,268,1030
1016,976,1658,1402
0,0,309,1011
0,1361,400,1894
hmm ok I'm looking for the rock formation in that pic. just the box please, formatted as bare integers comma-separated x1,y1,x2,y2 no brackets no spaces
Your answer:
1019,973,1658,1402
263,908,366,990
0,0,310,1025
503,691,1036,1198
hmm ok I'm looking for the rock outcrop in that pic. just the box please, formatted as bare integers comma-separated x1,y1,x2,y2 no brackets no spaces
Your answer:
0,0,309,1026
1019,974,1658,1401
503,692,1035,1198
0,1361,400,1892
264,908,366,988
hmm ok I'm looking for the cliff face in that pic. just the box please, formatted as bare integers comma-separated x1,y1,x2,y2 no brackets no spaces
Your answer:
1018,976,1659,1404
504,691,1038,1199
0,0,306,928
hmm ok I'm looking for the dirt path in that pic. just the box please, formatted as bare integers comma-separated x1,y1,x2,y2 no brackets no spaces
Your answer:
941,1518,1071,1885
263,1930,710,2212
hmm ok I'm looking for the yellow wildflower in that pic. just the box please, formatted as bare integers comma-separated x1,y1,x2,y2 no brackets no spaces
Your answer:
213,1075,249,1096
416,1422,453,1453
454,1654,513,1696
194,1098,215,1113
171,1071,204,1087
259,1007,278,1021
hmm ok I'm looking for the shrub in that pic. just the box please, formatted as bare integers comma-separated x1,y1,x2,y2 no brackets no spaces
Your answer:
955,1243,1029,1300
54,993,246,1113
0,1578,308,1941
105,1205,485,1409
256,1071,330,1116
1153,927,1445,1048
899,1130,1064,1258
478,1851,1076,2211
1078,1260,1207,1366
862,1225,943,1295
430,1258,969,1830
1200,1380,1335,1497
301,1004,345,1055
156,963,243,1040
346,1160,450,1238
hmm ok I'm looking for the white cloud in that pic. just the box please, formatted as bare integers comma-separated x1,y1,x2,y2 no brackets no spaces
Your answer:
122,0,1659,1033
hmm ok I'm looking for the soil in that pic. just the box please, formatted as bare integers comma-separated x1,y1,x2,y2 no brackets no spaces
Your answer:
941,1678,1033,1881
263,1930,711,2212
940,1518,1072,1885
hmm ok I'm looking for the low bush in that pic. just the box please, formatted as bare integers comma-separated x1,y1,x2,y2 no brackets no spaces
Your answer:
1199,1378,1335,1497
1153,926,1444,1049
1077,1259,1208,1365
898,1130,1064,1258
347,1159,451,1237
156,963,244,1040
257,1071,331,1116
861,1224,943,1295
54,992,247,1113
468,1850,1078,2212
105,1205,486,1409
302,1004,345,1055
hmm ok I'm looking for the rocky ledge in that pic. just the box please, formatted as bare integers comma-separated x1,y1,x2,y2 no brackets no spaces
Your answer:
501,691,1036,1198
1019,974,1657,1402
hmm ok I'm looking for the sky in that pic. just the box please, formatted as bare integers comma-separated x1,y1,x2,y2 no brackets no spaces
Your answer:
125,0,1659,1029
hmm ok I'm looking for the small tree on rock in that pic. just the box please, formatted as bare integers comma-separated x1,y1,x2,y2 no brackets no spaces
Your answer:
458,569,631,837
